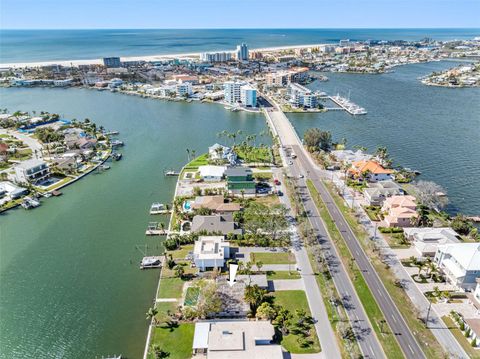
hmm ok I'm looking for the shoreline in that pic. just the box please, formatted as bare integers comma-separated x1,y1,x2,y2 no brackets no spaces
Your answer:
0,43,329,68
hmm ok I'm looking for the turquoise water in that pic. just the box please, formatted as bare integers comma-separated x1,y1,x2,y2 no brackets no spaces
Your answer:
290,60,480,215
1,28,479,63
0,89,268,359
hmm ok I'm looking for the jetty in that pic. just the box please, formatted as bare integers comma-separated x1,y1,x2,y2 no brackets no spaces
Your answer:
466,216,480,223
329,95,367,115
149,202,170,215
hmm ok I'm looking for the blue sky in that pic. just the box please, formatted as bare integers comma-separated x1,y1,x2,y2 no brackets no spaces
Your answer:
1,0,479,29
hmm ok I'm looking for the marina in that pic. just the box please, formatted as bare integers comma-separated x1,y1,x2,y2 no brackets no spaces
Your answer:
329,94,367,115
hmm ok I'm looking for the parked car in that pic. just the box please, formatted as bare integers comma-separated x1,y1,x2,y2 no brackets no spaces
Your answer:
274,179,281,185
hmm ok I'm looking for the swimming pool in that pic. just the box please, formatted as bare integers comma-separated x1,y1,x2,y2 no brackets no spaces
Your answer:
183,200,192,211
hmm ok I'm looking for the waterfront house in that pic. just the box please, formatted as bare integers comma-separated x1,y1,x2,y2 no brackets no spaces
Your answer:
0,181,28,203
208,143,237,164
404,227,460,257
191,215,242,235
434,243,480,291
382,195,417,227
14,159,50,185
363,180,404,206
198,165,226,182
331,149,372,165
193,236,230,271
349,160,393,182
191,195,241,214
192,320,282,358
225,167,256,195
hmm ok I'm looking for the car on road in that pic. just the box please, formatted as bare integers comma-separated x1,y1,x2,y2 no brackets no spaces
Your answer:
298,174,304,178
274,179,281,185
288,160,293,165
277,190,283,196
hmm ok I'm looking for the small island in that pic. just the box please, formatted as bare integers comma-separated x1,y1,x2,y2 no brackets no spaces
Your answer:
421,62,480,87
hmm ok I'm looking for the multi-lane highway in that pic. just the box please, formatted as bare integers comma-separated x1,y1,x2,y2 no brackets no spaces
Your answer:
265,107,426,359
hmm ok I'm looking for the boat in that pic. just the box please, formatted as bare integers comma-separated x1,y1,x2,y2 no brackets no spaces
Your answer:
112,152,122,161
99,164,110,170
104,130,119,136
111,140,124,148
150,202,169,214
164,170,179,176
52,190,63,196
42,192,52,198
140,256,162,269
21,197,41,209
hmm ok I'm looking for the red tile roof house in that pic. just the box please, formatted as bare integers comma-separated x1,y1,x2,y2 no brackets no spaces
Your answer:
381,195,418,227
348,160,394,182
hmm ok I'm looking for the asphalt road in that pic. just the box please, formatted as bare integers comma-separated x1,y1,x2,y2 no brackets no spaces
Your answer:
264,107,426,359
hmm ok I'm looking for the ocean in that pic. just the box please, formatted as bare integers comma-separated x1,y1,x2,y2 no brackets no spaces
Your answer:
1,28,479,63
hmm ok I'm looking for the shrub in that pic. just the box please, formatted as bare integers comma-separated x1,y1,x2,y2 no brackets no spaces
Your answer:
460,321,465,331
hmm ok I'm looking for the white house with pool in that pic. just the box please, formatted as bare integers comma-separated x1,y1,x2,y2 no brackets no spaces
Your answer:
193,236,230,271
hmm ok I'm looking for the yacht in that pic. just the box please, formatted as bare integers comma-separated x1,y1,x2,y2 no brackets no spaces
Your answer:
21,197,41,209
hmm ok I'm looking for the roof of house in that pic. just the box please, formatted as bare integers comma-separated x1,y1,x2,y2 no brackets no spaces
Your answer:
225,166,252,177
404,227,460,243
15,158,47,170
236,274,268,288
437,243,480,271
191,215,241,235
198,165,226,178
193,322,210,349
383,195,417,208
194,236,228,260
191,195,224,210
350,160,393,175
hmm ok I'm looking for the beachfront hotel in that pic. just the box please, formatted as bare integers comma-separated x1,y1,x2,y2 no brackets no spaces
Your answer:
236,43,249,61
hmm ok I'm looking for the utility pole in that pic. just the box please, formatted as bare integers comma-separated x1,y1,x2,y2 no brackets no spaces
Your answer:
425,301,432,328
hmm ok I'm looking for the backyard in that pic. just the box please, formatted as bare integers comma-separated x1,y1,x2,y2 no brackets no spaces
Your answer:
148,323,195,359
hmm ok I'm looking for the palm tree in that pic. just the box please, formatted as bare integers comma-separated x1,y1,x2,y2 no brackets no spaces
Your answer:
150,345,169,359
244,284,267,314
256,261,263,272
146,307,159,324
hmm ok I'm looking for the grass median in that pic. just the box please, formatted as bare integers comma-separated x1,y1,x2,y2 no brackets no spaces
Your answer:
306,179,404,359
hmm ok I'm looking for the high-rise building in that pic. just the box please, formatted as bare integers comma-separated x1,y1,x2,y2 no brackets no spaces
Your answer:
288,83,317,108
236,43,249,61
200,52,232,63
224,81,243,104
240,86,257,107
103,57,122,68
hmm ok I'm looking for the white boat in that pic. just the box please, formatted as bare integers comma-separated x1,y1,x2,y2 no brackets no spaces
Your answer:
21,197,41,209
99,164,110,170
140,256,162,269
111,140,124,148
150,202,169,214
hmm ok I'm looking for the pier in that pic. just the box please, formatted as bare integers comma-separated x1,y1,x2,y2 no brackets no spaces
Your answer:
145,222,167,236
329,95,367,115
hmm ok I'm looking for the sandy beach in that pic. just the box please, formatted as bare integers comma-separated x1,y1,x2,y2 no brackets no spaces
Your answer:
0,43,326,68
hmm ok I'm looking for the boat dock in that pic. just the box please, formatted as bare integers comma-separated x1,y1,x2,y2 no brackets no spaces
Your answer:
149,202,170,215
329,95,367,115
467,216,480,222
145,222,168,236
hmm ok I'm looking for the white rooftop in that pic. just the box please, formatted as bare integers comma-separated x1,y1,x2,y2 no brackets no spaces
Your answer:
198,165,226,178
438,243,480,271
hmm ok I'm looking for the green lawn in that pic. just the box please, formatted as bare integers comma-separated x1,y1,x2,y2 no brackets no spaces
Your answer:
272,290,321,354
148,323,195,359
168,244,194,260
157,277,186,299
442,316,480,359
266,270,301,280
235,146,272,163
185,153,209,168
252,252,296,264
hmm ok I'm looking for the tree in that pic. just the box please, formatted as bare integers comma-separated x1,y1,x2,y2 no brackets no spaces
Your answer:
146,307,158,324
256,261,263,272
273,308,293,336
196,280,222,318
244,284,267,314
410,180,449,210
451,214,474,236
150,345,170,359
411,205,432,227
174,265,185,278
256,302,277,320
303,128,332,152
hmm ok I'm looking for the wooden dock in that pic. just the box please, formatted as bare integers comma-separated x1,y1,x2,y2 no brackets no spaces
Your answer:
145,229,168,236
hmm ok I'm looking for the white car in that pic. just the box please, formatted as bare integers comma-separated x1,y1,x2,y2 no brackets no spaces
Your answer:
298,174,304,179
288,160,293,165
